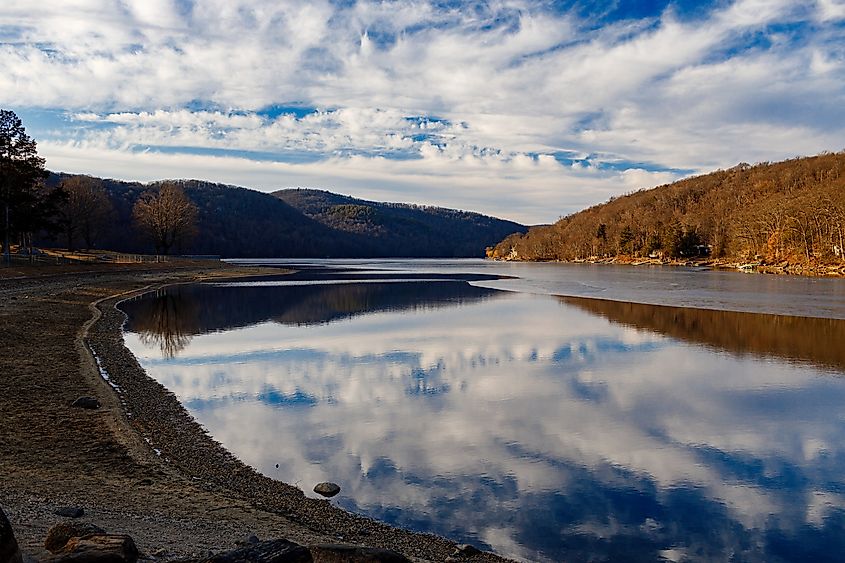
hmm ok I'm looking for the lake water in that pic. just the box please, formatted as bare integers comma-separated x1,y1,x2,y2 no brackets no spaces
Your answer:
120,260,845,562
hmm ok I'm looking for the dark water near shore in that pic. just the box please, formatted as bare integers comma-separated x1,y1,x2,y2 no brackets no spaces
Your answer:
120,261,845,562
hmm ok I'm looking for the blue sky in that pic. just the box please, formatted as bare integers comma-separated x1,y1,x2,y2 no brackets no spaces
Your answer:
1,0,844,223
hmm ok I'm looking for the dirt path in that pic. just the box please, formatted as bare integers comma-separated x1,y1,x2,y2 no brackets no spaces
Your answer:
0,264,504,562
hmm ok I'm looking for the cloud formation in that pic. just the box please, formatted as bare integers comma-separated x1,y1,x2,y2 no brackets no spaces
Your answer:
1,0,844,222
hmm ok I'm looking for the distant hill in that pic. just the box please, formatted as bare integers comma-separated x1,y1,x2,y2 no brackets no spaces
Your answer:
44,175,526,258
490,152,845,268
275,188,526,257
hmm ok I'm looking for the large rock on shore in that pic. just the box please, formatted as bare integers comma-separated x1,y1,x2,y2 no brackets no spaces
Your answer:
0,507,22,563
312,483,340,498
43,534,138,563
45,521,106,553
198,539,312,563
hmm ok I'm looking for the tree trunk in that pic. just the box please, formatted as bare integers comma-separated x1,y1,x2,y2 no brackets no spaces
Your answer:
802,227,811,262
3,202,9,265
84,226,93,251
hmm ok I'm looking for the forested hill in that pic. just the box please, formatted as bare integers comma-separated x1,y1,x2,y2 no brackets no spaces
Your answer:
490,152,845,267
275,188,526,257
45,175,526,258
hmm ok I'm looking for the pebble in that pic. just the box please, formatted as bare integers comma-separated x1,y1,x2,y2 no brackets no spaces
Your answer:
54,507,85,519
71,396,101,409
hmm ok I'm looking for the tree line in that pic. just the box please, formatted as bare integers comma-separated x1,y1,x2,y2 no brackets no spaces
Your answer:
1,110,198,261
490,153,845,266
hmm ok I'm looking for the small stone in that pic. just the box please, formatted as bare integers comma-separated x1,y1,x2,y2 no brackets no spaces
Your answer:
54,508,84,519
313,482,340,498
71,397,100,410
451,544,482,558
45,521,105,553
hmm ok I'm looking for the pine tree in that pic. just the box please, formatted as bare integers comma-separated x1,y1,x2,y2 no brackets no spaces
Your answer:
0,110,49,263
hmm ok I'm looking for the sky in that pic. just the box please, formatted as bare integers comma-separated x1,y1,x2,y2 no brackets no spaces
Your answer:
1,0,844,224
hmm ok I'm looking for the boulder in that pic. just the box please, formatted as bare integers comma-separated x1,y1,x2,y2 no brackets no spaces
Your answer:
71,397,101,410
45,521,106,553
53,508,84,519
42,534,137,563
308,544,410,563
198,539,312,563
312,483,340,498
0,506,22,563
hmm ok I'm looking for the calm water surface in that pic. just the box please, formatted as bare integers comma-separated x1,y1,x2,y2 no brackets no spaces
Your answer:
230,258,845,319
120,261,845,562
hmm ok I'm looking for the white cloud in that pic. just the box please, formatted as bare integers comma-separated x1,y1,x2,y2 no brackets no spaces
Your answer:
40,138,673,222
1,0,844,222
816,0,845,21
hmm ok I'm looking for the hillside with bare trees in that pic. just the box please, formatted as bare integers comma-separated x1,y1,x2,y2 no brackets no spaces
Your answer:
40,175,525,258
490,152,845,273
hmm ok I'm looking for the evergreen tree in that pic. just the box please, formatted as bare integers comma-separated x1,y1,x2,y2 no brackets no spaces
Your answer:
0,110,49,263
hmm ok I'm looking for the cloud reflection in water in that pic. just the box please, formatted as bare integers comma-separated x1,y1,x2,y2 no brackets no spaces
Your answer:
121,281,845,562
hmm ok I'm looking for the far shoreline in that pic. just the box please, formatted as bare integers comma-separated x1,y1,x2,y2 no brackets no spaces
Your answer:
487,254,845,278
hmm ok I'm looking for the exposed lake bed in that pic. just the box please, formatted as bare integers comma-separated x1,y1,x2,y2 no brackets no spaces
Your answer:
119,260,845,562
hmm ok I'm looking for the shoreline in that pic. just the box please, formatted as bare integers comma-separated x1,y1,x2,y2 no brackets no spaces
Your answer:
490,255,845,277
0,264,505,562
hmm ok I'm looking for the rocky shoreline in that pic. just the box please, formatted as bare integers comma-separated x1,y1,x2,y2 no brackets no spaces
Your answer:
493,255,845,277
1,504,479,563
0,264,506,562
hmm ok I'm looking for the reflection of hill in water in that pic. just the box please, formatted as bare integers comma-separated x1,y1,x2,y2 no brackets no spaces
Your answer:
265,282,499,326
562,296,845,372
121,281,500,355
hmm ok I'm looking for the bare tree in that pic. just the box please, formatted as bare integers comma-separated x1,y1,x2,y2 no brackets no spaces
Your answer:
59,175,115,250
135,290,200,358
825,192,845,262
132,183,198,255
